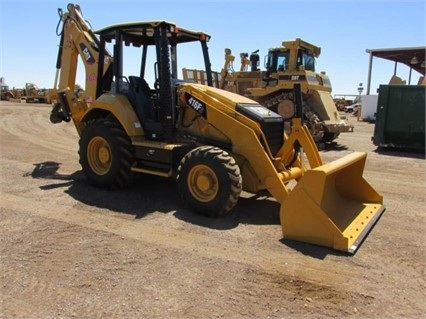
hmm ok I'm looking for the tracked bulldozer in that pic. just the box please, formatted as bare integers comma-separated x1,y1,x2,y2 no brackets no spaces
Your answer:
0,82,15,101
50,3,384,253
184,39,354,144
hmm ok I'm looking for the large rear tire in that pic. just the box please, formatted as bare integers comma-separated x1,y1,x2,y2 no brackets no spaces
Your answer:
176,146,242,217
79,119,133,189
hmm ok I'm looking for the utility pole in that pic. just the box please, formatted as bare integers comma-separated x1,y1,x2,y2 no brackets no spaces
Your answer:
357,83,364,121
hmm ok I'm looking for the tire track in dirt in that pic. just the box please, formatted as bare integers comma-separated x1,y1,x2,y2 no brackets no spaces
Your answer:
1,197,377,318
0,103,78,155
0,209,124,319
0,192,370,293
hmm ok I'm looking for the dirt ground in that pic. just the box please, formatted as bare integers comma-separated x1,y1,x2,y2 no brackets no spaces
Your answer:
0,101,425,319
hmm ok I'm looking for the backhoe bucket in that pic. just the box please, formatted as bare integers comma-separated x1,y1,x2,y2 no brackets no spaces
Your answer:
280,151,385,254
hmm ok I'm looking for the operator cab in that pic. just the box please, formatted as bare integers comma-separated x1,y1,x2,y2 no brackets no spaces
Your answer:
95,21,213,141
296,48,316,71
265,50,290,73
265,47,317,73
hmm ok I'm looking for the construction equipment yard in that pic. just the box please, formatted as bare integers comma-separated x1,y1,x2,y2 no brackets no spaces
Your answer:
0,100,424,318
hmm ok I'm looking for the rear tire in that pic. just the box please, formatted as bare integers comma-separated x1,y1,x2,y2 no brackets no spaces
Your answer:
79,118,133,189
176,146,242,217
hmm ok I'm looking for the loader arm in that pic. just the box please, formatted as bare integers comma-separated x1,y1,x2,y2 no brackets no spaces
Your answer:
179,83,302,204
52,3,113,131
179,83,384,254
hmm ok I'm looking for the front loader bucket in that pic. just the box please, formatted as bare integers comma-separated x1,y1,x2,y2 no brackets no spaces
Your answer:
280,151,385,254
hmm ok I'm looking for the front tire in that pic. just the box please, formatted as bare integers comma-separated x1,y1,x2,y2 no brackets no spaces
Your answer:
79,118,133,189
176,146,242,217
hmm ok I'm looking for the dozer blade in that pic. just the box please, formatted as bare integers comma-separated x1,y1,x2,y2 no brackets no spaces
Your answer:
280,151,385,254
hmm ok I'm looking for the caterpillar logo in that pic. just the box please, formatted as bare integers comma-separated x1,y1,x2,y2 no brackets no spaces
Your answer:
79,43,95,64
278,75,306,81
185,93,207,117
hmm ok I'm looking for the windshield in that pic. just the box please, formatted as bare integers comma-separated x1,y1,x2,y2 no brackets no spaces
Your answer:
297,49,316,71
265,51,290,72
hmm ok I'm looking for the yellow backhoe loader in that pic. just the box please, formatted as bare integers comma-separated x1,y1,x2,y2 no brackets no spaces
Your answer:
50,3,384,253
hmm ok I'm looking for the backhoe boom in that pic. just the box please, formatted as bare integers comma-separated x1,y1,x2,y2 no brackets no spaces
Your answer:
51,3,113,133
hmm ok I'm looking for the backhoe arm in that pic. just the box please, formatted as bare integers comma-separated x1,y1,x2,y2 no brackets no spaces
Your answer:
51,3,113,131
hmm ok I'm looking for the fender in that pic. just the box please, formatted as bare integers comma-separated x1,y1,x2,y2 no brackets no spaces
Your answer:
81,93,144,138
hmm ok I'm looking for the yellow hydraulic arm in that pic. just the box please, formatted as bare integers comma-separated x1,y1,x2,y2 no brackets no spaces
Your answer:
179,83,384,254
239,53,250,72
51,3,113,133
219,48,235,89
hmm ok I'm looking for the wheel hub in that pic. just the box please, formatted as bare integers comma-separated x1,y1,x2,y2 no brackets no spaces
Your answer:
196,173,213,192
98,146,110,164
87,136,111,175
188,165,218,202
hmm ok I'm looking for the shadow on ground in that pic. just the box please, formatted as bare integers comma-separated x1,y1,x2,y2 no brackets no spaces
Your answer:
321,142,349,152
28,161,281,232
374,146,425,159
28,161,352,259
280,239,348,259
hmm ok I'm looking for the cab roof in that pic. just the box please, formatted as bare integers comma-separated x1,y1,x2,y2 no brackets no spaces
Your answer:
95,21,210,46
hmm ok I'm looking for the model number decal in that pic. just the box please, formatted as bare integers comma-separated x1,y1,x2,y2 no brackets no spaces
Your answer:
185,93,207,117
188,97,203,112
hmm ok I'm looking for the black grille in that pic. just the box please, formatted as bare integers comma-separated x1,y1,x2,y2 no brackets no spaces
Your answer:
236,104,284,155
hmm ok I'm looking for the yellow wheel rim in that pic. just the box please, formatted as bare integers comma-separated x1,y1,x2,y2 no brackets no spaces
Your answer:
187,164,218,202
87,136,112,175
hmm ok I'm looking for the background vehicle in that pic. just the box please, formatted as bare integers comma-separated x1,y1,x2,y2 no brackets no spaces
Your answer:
0,84,14,101
344,103,361,113
20,83,54,103
333,97,351,111
183,39,354,145
0,78,15,101
50,3,384,253
1,82,54,103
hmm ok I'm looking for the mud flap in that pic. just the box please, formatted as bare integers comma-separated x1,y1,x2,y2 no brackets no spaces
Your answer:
280,152,385,254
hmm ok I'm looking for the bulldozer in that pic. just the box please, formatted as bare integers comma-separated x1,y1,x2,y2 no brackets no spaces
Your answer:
50,3,384,254
21,83,54,103
183,39,354,144
0,81,15,101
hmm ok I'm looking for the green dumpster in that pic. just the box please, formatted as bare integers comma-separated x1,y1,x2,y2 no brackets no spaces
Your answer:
373,85,425,151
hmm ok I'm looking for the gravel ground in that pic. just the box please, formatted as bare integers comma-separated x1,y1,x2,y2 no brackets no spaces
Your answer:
0,101,425,319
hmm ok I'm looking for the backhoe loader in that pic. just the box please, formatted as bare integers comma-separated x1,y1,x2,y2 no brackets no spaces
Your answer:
50,3,384,253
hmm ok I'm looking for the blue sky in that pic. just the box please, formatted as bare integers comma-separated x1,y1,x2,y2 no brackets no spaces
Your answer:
0,0,425,96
